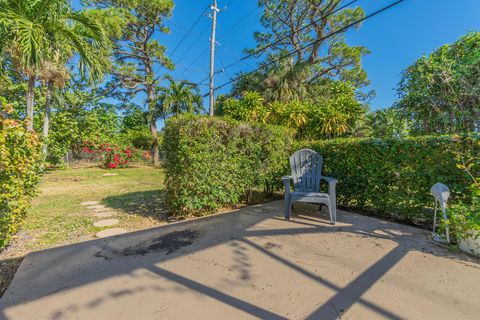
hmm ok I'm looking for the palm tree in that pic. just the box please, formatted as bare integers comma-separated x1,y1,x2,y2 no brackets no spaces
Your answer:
157,77,203,119
0,0,108,133
39,21,109,155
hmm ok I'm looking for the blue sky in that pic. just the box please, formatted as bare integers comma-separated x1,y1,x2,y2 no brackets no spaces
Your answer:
159,0,480,111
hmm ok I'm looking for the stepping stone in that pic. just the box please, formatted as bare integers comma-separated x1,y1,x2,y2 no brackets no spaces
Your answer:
102,173,118,177
81,201,99,206
96,228,127,238
93,219,119,227
87,205,108,211
94,212,117,218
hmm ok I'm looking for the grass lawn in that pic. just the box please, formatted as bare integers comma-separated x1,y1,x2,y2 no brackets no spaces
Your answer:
0,166,166,296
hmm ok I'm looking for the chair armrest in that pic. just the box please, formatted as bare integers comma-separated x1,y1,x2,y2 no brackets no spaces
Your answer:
320,176,338,184
281,175,292,194
320,176,337,196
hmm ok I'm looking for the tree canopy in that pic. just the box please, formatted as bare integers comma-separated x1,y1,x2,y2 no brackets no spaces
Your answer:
397,32,480,135
233,0,371,103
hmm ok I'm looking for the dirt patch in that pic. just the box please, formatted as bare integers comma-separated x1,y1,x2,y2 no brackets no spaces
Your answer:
0,257,23,298
94,230,200,260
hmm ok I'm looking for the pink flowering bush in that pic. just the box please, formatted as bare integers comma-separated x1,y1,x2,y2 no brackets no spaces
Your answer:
81,140,140,169
103,146,135,169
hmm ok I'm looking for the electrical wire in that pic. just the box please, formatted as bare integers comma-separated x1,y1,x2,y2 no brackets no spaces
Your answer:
169,6,209,57
204,0,406,96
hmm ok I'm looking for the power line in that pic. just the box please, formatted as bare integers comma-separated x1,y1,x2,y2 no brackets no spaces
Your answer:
169,6,208,57
217,0,359,74
217,6,261,43
221,43,254,69
204,0,406,96
180,4,261,77
174,23,211,64
218,48,234,84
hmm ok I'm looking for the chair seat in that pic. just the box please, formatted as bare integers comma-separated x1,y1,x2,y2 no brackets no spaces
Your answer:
291,191,329,197
290,192,330,204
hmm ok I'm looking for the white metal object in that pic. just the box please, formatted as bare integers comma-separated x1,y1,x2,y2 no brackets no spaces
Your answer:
430,183,450,243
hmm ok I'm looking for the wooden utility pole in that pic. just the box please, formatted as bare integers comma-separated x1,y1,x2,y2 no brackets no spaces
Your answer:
209,0,219,116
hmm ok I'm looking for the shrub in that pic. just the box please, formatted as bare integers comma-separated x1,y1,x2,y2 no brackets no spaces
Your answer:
449,153,480,241
297,134,480,225
102,146,135,169
0,101,41,248
163,115,294,215
125,129,155,150
81,140,139,169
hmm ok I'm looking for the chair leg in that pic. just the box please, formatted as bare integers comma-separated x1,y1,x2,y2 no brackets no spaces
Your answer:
284,196,292,220
329,201,336,225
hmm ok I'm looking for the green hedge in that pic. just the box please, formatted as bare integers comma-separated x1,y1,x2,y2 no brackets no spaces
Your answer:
163,115,294,215
1,110,41,248
297,135,479,225
164,115,477,226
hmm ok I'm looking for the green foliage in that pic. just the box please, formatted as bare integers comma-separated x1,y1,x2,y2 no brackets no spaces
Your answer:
366,108,411,139
297,134,480,225
47,92,122,164
449,149,480,241
123,129,154,150
397,32,480,134
163,115,294,215
233,0,371,102
88,0,175,165
157,76,204,118
0,0,108,75
0,101,41,248
220,82,365,139
450,198,480,241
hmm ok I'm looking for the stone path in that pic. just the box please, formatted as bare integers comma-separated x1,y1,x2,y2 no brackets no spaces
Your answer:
96,228,127,238
93,219,119,227
102,173,118,177
94,212,116,218
81,201,126,238
80,201,99,206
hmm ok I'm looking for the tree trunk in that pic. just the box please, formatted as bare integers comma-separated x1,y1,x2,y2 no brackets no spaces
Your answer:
147,87,160,166
26,75,35,131
42,80,53,156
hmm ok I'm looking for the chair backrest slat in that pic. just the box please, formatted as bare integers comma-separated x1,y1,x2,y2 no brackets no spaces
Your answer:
290,149,323,192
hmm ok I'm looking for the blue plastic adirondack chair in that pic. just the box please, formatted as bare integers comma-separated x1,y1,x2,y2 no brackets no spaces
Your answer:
282,149,338,224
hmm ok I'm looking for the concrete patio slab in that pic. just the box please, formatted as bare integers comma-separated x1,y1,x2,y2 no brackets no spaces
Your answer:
1,201,479,320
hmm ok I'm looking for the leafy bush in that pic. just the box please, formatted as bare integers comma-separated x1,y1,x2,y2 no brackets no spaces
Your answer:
449,152,480,241
81,140,140,169
218,82,365,139
103,146,135,169
124,129,154,150
163,115,294,215
297,134,480,225
0,102,41,248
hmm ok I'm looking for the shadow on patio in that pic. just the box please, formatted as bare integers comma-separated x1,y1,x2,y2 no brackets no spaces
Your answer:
1,201,479,319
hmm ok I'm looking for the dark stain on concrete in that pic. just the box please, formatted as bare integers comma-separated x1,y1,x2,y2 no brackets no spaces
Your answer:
94,230,200,259
264,242,282,250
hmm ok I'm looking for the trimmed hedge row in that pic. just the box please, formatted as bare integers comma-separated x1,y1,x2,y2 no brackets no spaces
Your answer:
298,135,479,225
1,112,41,248
163,115,294,215
164,115,478,226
